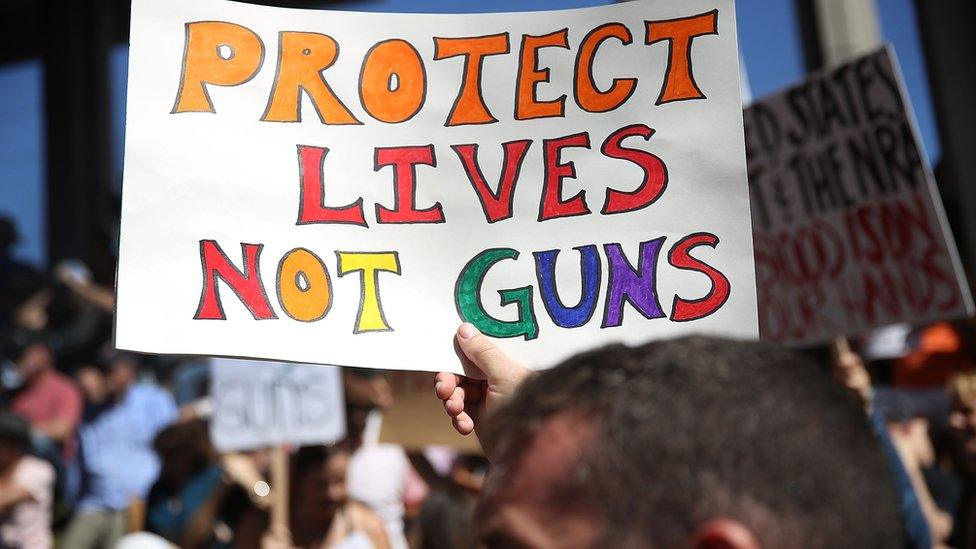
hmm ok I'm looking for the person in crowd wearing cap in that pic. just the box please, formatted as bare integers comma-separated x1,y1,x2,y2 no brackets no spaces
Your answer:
0,410,55,549
60,352,177,549
948,371,976,548
435,324,905,548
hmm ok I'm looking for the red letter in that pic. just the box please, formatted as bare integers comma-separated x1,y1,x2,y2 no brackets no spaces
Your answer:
515,29,570,120
601,124,668,214
375,145,444,224
668,232,730,322
194,240,276,320
297,145,367,226
434,34,510,126
539,132,591,221
645,10,718,105
452,140,531,223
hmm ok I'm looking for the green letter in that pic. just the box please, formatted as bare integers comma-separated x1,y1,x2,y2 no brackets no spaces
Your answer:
454,248,539,340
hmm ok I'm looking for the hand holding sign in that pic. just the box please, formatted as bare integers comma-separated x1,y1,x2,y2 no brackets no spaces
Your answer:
435,323,534,439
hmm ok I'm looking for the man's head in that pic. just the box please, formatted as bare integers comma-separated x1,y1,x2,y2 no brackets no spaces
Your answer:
15,341,55,382
948,371,976,477
477,336,904,548
103,352,141,397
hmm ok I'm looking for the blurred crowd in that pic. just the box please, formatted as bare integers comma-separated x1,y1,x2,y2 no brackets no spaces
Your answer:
1,214,485,549
2,203,976,549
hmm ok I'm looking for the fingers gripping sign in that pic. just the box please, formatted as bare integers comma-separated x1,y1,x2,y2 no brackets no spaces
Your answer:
435,323,533,440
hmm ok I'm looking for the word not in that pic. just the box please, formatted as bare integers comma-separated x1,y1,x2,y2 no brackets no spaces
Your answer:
194,241,400,333
172,11,719,125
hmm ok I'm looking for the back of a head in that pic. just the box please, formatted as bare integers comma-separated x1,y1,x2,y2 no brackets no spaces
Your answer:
485,336,904,548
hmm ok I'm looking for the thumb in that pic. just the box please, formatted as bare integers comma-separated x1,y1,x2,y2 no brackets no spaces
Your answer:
455,323,524,385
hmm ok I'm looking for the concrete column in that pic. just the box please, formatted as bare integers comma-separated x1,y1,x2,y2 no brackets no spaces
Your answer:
812,0,882,67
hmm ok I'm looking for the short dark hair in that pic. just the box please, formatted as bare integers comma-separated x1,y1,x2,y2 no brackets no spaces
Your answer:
0,411,31,452
484,336,904,548
293,444,346,482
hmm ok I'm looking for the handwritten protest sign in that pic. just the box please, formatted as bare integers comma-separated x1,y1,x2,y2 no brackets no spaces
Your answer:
210,359,345,452
745,47,973,346
115,0,757,372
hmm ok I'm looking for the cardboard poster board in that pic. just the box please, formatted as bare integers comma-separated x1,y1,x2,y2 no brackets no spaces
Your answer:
745,47,973,346
378,372,482,454
116,0,757,372
210,359,345,452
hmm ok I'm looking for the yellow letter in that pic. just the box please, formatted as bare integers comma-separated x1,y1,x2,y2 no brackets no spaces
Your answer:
336,252,401,332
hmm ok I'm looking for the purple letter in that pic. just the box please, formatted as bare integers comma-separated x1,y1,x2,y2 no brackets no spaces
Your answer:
602,238,666,327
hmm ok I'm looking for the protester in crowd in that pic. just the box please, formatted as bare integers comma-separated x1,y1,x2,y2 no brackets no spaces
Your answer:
948,371,976,548
0,217,43,331
411,488,476,549
145,419,236,548
61,352,177,549
5,333,83,459
888,414,955,545
892,321,976,387
405,451,481,549
0,411,55,549
436,324,905,547
236,445,390,549
7,260,114,367
343,379,417,549
832,336,938,547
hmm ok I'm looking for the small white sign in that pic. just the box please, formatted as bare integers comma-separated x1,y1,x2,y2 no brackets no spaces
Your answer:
210,359,345,452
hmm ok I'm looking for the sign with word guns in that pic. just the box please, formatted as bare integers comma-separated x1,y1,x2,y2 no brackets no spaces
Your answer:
115,0,756,371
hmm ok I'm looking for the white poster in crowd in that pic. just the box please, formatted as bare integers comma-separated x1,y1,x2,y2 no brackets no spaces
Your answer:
210,359,345,452
745,47,973,346
115,0,757,372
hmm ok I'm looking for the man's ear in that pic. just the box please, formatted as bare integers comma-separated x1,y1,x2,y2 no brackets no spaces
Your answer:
691,518,761,549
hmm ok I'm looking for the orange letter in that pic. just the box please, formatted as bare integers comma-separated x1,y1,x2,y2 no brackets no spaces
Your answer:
359,39,427,123
645,10,718,105
172,21,265,114
515,29,569,120
262,32,361,124
276,248,333,322
574,23,636,113
433,34,510,126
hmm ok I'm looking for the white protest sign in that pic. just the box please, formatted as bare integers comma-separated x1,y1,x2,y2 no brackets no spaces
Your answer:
745,47,973,346
115,0,757,372
210,359,345,452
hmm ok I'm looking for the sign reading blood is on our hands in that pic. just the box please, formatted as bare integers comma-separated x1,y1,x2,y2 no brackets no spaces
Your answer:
115,0,757,372
746,48,973,346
